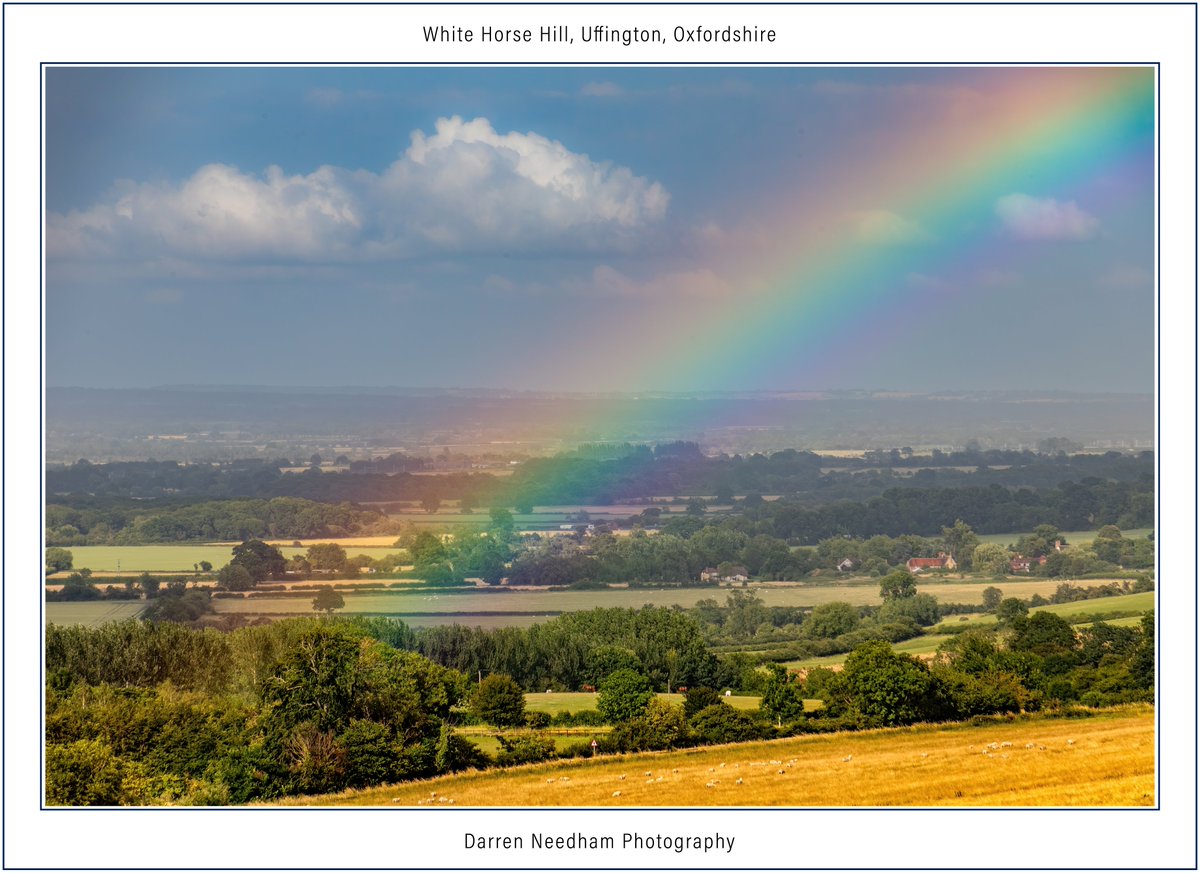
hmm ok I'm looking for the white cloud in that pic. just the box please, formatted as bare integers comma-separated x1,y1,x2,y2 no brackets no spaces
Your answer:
852,210,935,245
995,194,1099,241
580,81,624,98
48,116,669,264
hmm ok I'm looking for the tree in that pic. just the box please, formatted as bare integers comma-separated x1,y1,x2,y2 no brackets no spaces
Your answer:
685,497,708,517
760,663,805,724
879,569,917,600
682,686,723,719
198,560,213,573
137,572,161,598
421,495,442,515
596,668,654,723
941,519,980,570
837,641,940,726
995,597,1029,626
312,586,345,616
973,544,1010,577
805,601,859,639
981,586,1004,611
217,563,255,591
306,543,349,574
230,539,286,583
689,703,762,744
614,698,688,751
45,547,74,575
470,674,526,728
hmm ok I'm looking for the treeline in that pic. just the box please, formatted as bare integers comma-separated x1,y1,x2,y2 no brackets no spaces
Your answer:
47,448,1152,510
45,496,396,545
45,619,477,805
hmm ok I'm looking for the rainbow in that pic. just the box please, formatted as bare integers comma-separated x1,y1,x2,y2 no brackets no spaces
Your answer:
561,67,1154,399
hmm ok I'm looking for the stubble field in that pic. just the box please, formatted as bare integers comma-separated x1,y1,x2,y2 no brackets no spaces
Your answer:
271,706,1153,808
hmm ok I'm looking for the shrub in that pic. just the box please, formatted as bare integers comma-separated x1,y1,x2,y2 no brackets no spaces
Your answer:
494,734,555,767
611,698,688,751
690,703,764,744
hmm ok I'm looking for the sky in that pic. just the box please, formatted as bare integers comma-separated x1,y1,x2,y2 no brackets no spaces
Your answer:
45,67,1155,393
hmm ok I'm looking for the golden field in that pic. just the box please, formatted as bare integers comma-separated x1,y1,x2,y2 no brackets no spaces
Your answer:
270,705,1153,808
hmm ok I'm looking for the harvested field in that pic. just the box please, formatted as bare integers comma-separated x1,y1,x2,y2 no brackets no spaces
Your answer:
271,706,1153,808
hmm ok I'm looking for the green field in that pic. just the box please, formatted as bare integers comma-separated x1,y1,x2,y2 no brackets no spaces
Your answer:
43,602,145,626
782,634,955,671
932,591,1154,633
975,528,1152,547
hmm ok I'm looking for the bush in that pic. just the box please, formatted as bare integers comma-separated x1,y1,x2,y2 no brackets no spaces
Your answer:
45,739,126,805
611,698,688,751
494,734,555,767
524,711,551,729
690,703,764,744
682,686,723,719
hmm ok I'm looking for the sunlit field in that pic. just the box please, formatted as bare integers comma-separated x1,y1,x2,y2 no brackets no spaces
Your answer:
272,706,1154,807
41,601,145,626
974,528,1151,546
931,592,1154,633
524,693,765,714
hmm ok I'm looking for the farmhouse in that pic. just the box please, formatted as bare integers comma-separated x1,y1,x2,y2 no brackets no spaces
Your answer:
700,566,750,583
836,558,856,572
1009,554,1047,573
905,553,957,573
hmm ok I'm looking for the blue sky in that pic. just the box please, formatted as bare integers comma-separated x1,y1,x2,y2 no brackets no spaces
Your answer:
45,67,1154,393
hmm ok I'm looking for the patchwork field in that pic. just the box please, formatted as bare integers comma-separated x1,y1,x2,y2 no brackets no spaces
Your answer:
271,705,1154,807
932,592,1154,633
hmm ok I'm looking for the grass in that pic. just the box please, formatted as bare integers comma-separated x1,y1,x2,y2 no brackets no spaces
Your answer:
781,634,955,671
269,705,1154,807
43,602,145,626
975,528,1152,547
932,592,1155,633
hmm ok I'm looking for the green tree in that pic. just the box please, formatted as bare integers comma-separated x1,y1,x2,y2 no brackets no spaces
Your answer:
941,519,980,570
421,495,442,515
45,739,126,805
760,662,805,724
217,563,255,591
879,569,917,599
45,547,74,575
689,703,762,744
981,586,1004,611
838,640,940,726
805,601,859,639
973,544,1011,577
995,597,1029,626
685,497,708,517
614,698,688,751
470,674,526,728
198,560,213,573
596,668,654,723
306,543,348,574
312,587,345,616
231,539,286,583
682,686,723,719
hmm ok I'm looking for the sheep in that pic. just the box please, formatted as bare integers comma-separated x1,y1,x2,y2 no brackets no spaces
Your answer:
612,791,621,798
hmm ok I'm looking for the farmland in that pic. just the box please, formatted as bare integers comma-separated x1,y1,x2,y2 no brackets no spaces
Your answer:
524,692,764,715
931,592,1154,633
272,705,1154,807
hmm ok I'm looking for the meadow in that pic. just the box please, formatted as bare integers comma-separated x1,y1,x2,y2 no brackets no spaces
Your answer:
931,591,1154,633
974,528,1151,546
272,705,1154,807
524,692,764,715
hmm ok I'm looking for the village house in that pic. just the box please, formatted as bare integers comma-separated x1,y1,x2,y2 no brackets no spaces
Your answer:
1009,554,1047,573
836,558,856,572
905,552,957,573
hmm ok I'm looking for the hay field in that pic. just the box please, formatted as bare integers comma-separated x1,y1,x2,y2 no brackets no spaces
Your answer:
43,602,146,626
272,706,1153,808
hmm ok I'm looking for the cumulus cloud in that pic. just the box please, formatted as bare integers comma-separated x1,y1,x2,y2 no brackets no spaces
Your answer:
47,116,669,264
995,194,1099,241
852,210,935,245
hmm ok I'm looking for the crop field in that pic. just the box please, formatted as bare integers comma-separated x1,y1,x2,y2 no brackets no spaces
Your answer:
55,545,400,574
272,706,1154,807
932,592,1154,633
205,578,1071,623
43,602,145,626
